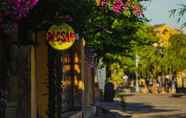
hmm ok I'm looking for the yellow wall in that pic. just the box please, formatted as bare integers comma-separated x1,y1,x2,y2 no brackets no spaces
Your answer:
35,31,49,118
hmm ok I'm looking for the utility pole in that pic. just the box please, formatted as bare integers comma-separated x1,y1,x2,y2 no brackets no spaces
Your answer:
135,54,140,93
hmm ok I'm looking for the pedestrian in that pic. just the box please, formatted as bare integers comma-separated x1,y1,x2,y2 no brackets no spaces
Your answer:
104,82,115,102
123,75,128,86
172,80,176,93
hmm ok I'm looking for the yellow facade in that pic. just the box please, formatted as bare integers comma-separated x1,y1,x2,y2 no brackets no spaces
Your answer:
153,24,181,47
35,32,49,118
177,70,186,88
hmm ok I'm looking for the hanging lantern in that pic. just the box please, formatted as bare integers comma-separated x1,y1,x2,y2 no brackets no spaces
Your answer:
47,23,77,50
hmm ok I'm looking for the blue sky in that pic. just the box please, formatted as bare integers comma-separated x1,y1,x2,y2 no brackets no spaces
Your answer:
143,0,186,32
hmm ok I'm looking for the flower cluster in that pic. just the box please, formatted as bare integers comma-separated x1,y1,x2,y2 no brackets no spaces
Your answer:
7,0,38,18
0,0,39,32
132,3,144,16
112,0,124,14
100,0,108,7
98,0,143,16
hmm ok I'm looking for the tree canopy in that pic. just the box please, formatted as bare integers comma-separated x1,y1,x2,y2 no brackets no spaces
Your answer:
136,32,186,80
21,0,151,63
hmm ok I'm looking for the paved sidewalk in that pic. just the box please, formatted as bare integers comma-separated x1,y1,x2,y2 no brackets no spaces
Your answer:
95,95,186,118
94,106,119,118
125,95,186,118
95,101,131,118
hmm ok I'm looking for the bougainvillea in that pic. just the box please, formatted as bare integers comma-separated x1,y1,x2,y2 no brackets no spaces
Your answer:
100,0,108,7
112,0,124,14
132,3,144,16
0,0,39,31
98,0,143,16
7,0,38,17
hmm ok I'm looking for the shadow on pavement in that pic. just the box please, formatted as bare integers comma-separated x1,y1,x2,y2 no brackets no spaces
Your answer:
124,102,177,114
151,113,186,118
95,106,120,118
96,101,179,118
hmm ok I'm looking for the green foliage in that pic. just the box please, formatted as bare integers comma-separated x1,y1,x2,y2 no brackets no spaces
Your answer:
124,24,158,72
138,45,162,79
21,0,151,63
98,23,157,78
25,0,95,30
110,63,124,85
136,32,186,80
169,33,186,71
86,11,142,56
132,23,158,46
18,0,154,82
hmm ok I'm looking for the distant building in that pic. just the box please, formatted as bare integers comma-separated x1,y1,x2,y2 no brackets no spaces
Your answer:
152,24,181,47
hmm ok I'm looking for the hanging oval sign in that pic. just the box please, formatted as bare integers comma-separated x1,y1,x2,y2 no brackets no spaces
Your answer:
47,23,77,50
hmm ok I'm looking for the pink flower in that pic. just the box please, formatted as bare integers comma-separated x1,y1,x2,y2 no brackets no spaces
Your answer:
31,0,38,6
100,0,108,7
0,0,39,32
64,15,73,22
112,0,124,14
7,0,39,18
132,4,143,16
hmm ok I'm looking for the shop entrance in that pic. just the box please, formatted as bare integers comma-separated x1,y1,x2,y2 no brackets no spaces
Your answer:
33,31,82,118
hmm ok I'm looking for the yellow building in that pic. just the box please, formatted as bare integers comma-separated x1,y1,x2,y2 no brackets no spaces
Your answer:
177,70,186,88
152,24,181,47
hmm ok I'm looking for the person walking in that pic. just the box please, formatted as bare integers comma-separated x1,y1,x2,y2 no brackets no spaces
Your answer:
104,82,115,102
